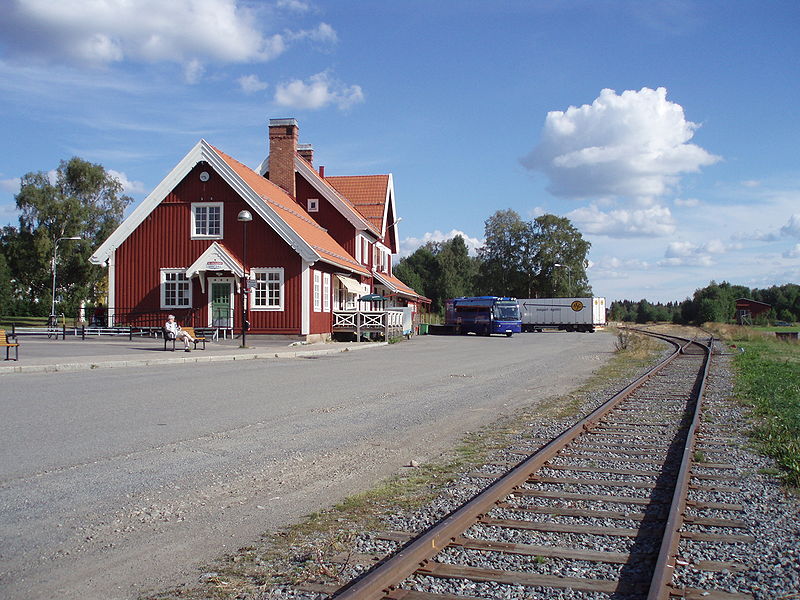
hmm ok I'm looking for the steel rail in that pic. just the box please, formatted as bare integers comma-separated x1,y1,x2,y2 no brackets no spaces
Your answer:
646,336,713,600
332,331,688,600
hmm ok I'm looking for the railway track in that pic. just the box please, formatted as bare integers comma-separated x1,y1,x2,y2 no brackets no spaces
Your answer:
325,330,755,600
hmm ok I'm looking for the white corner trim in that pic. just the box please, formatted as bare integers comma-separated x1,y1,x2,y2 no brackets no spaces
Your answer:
301,260,310,335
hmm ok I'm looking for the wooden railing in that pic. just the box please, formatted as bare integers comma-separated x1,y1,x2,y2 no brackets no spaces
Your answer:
333,310,404,339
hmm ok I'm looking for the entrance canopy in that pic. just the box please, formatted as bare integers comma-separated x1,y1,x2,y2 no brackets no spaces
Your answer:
186,242,245,293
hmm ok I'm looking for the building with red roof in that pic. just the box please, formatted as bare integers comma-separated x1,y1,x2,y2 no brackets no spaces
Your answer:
90,118,427,340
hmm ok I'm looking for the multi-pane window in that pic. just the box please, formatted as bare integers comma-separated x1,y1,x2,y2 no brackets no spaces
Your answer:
251,268,283,310
161,269,191,308
323,273,331,312
192,202,223,238
313,270,322,312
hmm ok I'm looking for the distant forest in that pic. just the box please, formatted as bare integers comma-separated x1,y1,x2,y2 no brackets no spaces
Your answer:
610,281,800,325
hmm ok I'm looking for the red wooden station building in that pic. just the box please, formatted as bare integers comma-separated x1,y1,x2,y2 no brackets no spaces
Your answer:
90,118,425,340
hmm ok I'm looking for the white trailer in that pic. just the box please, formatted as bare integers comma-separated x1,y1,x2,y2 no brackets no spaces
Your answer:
518,297,606,332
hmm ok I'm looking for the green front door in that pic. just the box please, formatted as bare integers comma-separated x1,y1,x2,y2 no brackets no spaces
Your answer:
211,281,232,327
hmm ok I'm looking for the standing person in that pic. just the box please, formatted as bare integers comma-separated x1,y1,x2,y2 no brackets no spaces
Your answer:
164,314,195,352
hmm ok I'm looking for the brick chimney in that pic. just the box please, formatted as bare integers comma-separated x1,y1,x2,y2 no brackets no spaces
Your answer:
297,143,313,166
268,118,298,196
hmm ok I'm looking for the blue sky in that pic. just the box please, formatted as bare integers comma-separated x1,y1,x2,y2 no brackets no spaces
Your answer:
1,0,798,303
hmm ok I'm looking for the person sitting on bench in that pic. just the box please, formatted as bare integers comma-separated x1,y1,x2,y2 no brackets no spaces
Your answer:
164,314,196,352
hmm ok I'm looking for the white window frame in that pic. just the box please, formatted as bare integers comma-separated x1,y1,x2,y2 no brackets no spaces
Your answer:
323,273,331,312
250,268,284,311
307,198,319,212
160,269,192,309
191,202,223,239
313,270,322,312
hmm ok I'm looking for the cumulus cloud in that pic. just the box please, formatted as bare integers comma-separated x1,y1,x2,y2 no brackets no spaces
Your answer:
286,23,338,44
783,244,800,259
107,169,146,194
522,87,720,201
274,72,364,110
780,214,800,238
398,229,484,257
657,238,740,267
277,0,312,11
0,177,21,194
567,203,676,237
237,74,268,94
0,0,293,71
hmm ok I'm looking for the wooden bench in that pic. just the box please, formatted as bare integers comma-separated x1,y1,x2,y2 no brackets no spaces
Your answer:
1,329,19,361
163,326,206,351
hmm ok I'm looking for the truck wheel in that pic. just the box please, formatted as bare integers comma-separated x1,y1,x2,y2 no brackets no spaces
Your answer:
506,332,513,337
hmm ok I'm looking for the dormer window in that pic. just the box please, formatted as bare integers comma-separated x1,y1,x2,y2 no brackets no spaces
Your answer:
307,198,319,212
191,202,223,238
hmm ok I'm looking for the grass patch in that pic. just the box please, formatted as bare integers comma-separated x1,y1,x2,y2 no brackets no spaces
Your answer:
731,335,800,488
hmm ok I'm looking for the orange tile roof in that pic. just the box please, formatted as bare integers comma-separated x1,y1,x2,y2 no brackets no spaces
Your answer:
325,175,389,232
212,145,369,276
377,270,428,302
296,156,380,236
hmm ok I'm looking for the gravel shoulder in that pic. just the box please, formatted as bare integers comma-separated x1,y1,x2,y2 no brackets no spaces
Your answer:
249,336,800,600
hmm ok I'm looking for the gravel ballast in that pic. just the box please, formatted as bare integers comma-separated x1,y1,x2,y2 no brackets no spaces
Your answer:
264,343,800,600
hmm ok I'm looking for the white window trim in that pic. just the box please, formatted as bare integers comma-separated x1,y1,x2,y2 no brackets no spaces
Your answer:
160,268,192,309
191,201,224,239
250,267,284,311
307,198,319,212
323,273,331,312
313,270,322,312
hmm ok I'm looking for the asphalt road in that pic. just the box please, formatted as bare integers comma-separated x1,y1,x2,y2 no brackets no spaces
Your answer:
0,331,615,599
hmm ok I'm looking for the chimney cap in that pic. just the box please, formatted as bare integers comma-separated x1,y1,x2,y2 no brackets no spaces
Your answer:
269,117,298,128
297,143,313,151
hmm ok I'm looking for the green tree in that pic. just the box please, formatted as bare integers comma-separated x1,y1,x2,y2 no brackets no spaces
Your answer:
437,235,478,301
6,157,133,317
477,209,536,297
531,214,591,297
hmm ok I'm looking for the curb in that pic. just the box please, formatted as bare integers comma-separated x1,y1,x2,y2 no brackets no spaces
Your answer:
0,342,387,375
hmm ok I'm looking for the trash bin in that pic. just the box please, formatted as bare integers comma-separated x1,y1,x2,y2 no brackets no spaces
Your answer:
418,323,429,335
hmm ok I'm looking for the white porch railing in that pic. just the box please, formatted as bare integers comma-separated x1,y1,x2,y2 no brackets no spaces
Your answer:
333,310,404,339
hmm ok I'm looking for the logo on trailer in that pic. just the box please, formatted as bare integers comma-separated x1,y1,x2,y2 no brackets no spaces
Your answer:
571,300,584,312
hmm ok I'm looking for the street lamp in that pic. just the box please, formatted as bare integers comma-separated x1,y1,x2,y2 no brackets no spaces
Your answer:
51,236,81,320
553,263,572,296
237,210,253,348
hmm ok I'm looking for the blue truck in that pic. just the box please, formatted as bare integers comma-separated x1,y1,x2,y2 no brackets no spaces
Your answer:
442,296,522,337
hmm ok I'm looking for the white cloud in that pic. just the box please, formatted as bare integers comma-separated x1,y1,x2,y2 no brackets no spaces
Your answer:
274,72,364,110
658,238,740,267
567,203,676,237
277,0,312,12
784,244,800,259
237,74,268,94
780,214,800,238
0,0,288,69
183,59,205,84
287,23,338,44
741,179,761,188
674,197,700,207
107,169,146,194
0,177,21,194
398,229,484,257
522,87,720,201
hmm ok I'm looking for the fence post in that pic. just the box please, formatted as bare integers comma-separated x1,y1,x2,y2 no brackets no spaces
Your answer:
81,325,86,341
61,323,66,340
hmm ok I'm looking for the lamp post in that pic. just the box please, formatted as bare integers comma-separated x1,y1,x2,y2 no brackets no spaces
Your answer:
553,263,572,296
237,210,253,347
51,236,81,319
